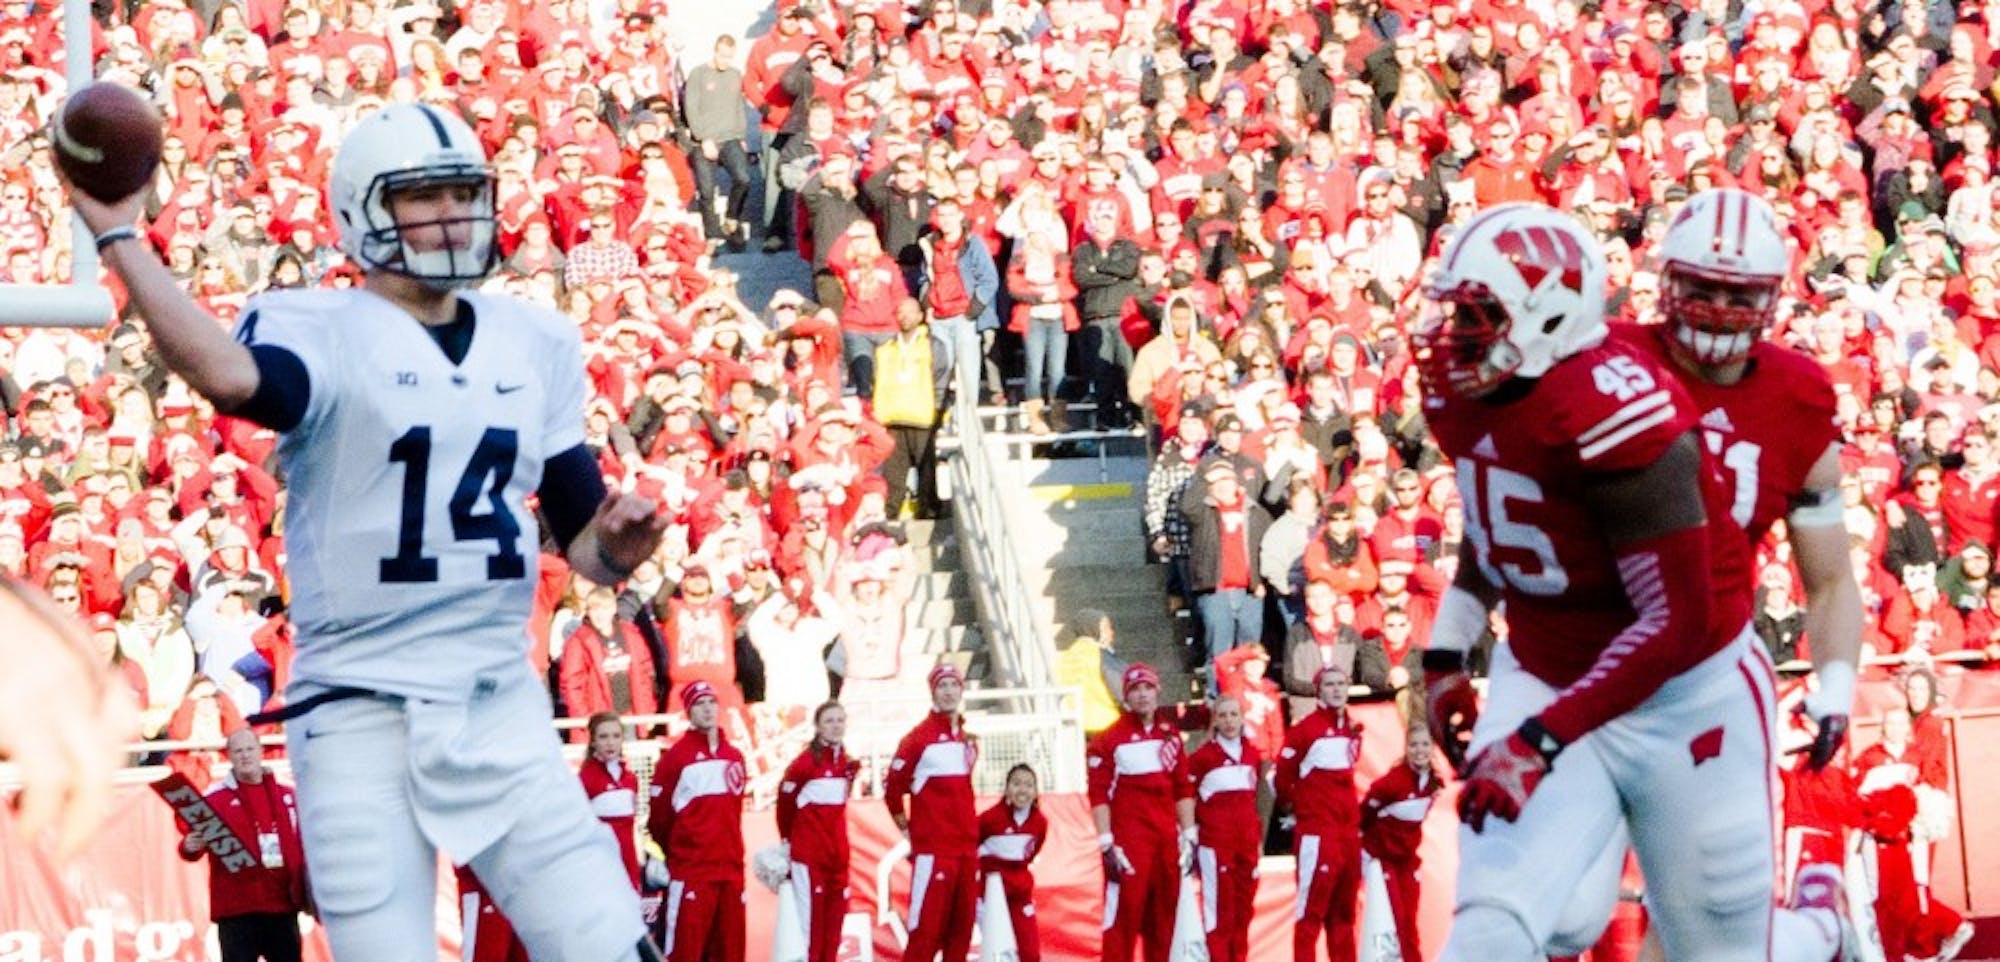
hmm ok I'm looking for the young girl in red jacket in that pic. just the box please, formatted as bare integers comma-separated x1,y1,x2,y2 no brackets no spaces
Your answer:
776,701,858,962
977,764,1049,962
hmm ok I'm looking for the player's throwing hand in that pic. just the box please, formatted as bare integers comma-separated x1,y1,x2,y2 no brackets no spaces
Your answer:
588,492,670,577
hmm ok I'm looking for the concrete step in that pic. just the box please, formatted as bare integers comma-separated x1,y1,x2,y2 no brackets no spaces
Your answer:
1024,563,1166,596
914,596,977,629
1013,503,1145,536
1019,536,1150,569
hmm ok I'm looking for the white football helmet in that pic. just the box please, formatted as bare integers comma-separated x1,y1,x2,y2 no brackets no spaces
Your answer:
330,102,498,291
1659,187,1788,365
1413,203,1608,399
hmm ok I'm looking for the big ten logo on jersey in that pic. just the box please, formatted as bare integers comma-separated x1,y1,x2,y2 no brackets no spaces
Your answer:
1454,456,1569,597
1698,407,1761,529
1492,224,1587,295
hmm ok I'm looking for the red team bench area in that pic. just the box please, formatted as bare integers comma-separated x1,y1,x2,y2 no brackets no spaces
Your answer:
4,683,1998,962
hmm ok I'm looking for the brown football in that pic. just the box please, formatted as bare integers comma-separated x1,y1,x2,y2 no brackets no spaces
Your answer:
53,82,164,203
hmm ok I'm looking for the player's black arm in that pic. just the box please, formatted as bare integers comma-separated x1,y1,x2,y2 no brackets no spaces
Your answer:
539,445,638,585
1535,431,1716,748
96,236,261,411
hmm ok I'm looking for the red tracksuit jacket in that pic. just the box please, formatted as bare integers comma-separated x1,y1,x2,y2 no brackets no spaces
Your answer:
580,755,642,888
1188,735,1263,854
647,730,747,882
884,710,979,857
777,741,857,871
1360,762,1441,864
177,773,309,920
1274,706,1361,833
977,800,1048,878
1087,711,1192,844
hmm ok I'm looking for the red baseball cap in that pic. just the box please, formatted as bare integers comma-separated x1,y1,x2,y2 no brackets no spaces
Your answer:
1122,662,1160,696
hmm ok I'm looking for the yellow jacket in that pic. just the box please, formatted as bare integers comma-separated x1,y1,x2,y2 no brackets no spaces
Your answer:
872,329,950,428
1054,640,1124,734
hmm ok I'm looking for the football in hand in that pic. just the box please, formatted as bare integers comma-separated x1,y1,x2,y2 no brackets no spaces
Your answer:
53,82,164,204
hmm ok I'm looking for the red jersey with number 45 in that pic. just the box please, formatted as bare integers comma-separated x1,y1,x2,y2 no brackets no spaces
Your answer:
1424,339,1754,695
1614,324,1843,547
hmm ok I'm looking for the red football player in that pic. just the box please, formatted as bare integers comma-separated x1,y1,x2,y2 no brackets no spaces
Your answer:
1410,203,1778,962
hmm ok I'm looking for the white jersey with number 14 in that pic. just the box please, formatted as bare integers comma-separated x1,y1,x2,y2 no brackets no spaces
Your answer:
232,288,586,701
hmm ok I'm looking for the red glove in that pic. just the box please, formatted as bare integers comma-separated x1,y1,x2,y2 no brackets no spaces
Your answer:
1424,661,1479,772
1458,724,1555,832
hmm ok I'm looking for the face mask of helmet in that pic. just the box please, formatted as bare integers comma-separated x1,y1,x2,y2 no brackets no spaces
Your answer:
356,170,499,291
1412,285,1521,399
1662,265,1778,365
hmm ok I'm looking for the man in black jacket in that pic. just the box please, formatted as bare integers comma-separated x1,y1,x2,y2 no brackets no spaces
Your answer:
1183,458,1273,694
862,148,934,295
798,152,868,311
1072,208,1142,428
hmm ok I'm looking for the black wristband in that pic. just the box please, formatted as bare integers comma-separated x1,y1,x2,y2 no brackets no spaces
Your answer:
93,225,139,253
1421,648,1466,673
1517,716,1564,765
594,539,633,582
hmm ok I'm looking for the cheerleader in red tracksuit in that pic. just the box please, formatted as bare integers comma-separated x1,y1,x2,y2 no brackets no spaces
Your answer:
777,702,858,962
978,764,1049,962
1359,725,1443,962
1186,696,1266,962
580,711,642,889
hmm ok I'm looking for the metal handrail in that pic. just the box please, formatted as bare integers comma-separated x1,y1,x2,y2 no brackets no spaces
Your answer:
944,323,1061,711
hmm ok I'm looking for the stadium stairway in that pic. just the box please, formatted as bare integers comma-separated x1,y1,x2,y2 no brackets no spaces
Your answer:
901,518,984,679
987,436,1196,703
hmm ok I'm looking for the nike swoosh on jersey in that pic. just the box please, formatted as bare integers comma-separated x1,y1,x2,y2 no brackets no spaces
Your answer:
495,383,526,394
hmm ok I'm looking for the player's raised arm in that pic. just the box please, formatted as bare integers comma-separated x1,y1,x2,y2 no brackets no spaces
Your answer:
62,182,260,411
1787,444,1863,769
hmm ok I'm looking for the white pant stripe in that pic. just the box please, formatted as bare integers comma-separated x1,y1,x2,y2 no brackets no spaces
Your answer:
663,879,684,951
790,861,814,948
1103,880,1121,931
908,853,933,931
1198,846,1219,933
460,892,479,962
1296,834,1320,921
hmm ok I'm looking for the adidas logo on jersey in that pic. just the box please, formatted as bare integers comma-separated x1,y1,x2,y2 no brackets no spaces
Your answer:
1472,435,1499,460
1700,407,1736,434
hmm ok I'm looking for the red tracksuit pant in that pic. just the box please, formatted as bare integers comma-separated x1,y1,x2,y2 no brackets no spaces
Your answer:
1197,844,1258,962
1380,858,1421,962
986,868,1041,962
790,863,847,962
458,876,530,962
1294,830,1360,962
661,878,744,962
905,853,977,962
1103,834,1177,962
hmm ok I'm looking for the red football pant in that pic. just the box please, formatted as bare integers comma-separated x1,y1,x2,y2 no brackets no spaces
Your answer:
905,853,977,962
1379,858,1421,962
661,878,744,962
1294,831,1360,962
1102,838,1177,962
1873,840,1965,961
988,868,1041,962
790,863,847,962
1197,844,1258,962
459,880,531,962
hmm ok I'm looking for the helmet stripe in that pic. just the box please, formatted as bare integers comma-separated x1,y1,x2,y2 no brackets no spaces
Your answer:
414,104,453,149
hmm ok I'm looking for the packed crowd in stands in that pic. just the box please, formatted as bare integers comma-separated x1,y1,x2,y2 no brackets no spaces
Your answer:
0,0,1996,820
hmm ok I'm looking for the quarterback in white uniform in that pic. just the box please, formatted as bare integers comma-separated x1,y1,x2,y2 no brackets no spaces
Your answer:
67,102,668,961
